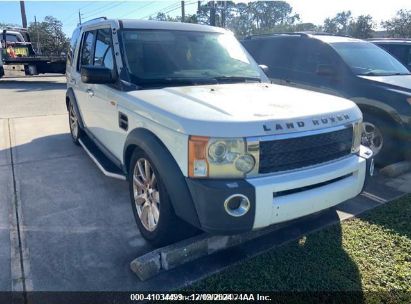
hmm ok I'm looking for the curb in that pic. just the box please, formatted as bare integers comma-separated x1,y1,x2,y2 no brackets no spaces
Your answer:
130,223,287,281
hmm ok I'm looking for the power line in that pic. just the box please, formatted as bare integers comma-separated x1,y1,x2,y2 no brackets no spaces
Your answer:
119,2,156,18
81,2,126,20
141,1,181,19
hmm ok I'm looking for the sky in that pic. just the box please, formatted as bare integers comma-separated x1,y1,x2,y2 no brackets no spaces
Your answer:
0,0,410,36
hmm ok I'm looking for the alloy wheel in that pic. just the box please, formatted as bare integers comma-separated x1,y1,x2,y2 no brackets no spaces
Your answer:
132,158,160,232
361,122,384,156
69,103,78,139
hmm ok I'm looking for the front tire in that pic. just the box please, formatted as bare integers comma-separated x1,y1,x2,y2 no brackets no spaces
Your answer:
361,114,400,166
128,149,195,247
68,100,82,145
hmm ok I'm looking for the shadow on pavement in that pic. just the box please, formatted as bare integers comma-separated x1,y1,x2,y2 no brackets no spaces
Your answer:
0,79,66,92
0,131,154,291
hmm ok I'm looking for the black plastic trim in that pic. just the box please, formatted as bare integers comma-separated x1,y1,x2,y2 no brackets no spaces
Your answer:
118,112,128,131
185,178,256,234
66,88,85,129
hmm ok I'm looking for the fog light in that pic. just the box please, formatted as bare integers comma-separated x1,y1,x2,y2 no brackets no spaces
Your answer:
224,194,250,217
235,155,255,173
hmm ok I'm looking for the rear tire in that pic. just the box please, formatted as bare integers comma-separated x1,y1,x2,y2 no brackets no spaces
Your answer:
128,148,196,247
361,113,400,166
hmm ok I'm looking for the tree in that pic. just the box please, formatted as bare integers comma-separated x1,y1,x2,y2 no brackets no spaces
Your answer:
27,16,69,56
349,15,374,39
382,9,411,38
150,1,302,38
323,11,352,35
0,22,19,28
322,11,374,38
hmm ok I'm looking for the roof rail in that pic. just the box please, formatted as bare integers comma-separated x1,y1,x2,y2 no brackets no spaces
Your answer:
244,32,309,40
244,31,352,40
4,26,28,32
368,38,411,41
79,17,107,26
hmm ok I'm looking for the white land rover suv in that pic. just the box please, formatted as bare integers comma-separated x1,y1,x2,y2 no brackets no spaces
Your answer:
66,18,374,246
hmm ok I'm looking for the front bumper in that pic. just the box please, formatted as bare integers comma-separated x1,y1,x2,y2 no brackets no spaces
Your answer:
186,149,373,234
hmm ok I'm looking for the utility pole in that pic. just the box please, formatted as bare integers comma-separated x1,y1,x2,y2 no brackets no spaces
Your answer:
34,16,41,54
197,1,201,14
181,1,185,23
209,1,216,26
78,10,82,24
20,1,27,28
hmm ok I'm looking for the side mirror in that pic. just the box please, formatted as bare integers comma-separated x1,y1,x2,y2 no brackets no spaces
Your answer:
81,66,117,84
259,64,269,73
316,64,337,77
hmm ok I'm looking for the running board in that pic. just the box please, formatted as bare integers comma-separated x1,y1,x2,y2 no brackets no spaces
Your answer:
79,136,126,181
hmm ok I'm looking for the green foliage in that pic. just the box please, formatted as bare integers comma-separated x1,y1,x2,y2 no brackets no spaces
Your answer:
323,11,374,38
382,9,411,38
151,1,301,38
27,16,69,56
0,22,19,28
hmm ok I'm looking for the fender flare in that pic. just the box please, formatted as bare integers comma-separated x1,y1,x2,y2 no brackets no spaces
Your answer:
124,128,201,228
66,87,85,129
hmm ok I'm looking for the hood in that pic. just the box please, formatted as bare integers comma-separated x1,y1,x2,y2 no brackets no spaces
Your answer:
124,83,362,137
358,75,411,93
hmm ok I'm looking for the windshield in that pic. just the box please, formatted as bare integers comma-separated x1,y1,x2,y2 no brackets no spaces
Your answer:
331,42,410,76
120,29,263,87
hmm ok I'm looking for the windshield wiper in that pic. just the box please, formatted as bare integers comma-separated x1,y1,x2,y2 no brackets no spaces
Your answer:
213,76,262,83
134,77,218,87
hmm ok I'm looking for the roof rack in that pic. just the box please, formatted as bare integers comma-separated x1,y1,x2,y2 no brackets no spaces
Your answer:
244,32,309,39
79,17,107,26
368,38,411,41
4,26,28,32
244,31,351,40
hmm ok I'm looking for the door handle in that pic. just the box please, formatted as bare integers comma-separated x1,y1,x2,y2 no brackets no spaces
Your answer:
87,89,94,97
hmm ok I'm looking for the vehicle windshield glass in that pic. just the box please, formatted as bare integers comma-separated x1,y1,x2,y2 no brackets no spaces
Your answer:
6,34,22,43
331,42,410,76
121,29,262,86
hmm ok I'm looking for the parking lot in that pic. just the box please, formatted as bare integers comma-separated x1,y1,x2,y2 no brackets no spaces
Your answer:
1,75,410,295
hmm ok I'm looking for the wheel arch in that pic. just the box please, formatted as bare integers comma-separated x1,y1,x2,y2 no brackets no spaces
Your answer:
124,128,201,228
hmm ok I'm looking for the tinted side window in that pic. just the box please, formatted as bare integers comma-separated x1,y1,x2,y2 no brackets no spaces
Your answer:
258,38,297,70
94,28,114,70
6,34,22,42
293,40,335,74
242,39,262,61
80,31,95,67
67,28,81,66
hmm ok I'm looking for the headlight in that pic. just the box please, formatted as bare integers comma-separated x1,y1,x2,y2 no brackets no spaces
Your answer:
188,136,257,178
352,121,362,154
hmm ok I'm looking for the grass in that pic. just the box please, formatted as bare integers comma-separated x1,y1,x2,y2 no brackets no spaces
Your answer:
189,195,411,303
